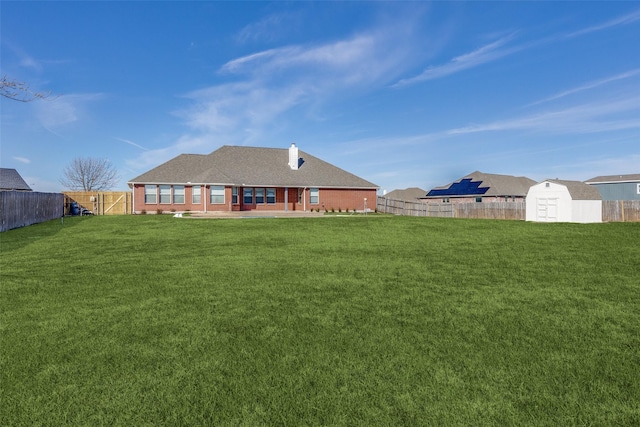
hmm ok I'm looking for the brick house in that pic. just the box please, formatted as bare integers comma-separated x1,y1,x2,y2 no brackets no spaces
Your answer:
128,144,378,213
422,171,536,204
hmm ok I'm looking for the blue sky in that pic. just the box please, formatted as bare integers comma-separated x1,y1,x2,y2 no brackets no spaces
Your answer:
2,2,639,194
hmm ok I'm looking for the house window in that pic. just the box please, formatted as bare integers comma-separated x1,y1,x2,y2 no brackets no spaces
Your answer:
173,186,185,204
310,188,319,204
192,186,201,204
266,188,276,204
255,188,265,204
637,183,640,195
144,185,157,204
159,185,171,204
232,187,239,204
243,188,253,205
443,198,450,203
475,197,482,203
210,186,225,204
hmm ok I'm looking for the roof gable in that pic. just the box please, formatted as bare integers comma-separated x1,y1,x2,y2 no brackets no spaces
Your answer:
0,168,32,191
545,179,602,200
384,187,427,200
129,145,377,189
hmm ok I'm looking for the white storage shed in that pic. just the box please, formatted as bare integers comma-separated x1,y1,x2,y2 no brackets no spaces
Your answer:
526,179,602,223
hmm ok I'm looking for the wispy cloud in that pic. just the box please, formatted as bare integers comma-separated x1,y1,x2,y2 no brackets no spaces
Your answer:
448,96,640,136
564,8,640,38
527,69,640,106
392,34,518,87
34,93,103,133
12,156,31,164
115,137,148,151
394,9,640,88
174,24,419,146
235,12,299,44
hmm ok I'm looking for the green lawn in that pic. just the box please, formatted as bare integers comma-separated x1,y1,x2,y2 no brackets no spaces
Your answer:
1,215,639,426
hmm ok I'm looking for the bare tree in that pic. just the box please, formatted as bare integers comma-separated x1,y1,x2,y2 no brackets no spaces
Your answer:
60,157,119,191
1,75,53,102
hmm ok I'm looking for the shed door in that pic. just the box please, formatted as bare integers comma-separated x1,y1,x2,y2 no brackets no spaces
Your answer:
537,198,558,222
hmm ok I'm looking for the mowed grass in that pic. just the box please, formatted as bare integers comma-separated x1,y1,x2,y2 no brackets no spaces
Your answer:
1,215,639,426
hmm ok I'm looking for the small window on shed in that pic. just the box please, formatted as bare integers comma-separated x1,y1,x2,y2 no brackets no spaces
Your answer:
475,197,482,203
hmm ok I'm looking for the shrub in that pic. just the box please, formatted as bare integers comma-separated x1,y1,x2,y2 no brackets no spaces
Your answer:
156,209,163,215
140,210,147,215
338,208,342,213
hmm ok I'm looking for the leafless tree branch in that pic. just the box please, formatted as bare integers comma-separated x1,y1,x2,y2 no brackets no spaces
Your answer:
1,75,54,102
60,157,119,191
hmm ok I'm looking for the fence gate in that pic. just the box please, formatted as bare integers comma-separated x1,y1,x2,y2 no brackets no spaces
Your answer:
64,191,132,215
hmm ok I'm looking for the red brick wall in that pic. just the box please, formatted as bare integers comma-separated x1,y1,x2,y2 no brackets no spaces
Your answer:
132,184,377,213
314,188,377,212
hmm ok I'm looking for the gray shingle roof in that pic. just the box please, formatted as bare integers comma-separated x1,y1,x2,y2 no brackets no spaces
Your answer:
384,187,427,201
424,171,536,198
0,168,32,191
129,145,377,189
546,179,602,200
585,173,640,184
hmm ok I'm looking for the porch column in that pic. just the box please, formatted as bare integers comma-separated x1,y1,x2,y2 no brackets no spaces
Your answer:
284,187,288,211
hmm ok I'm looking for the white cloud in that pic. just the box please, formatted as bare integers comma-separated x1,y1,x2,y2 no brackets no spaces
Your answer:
115,137,148,151
34,93,102,133
393,34,519,87
235,12,299,44
528,68,640,106
448,96,640,135
564,8,640,38
394,9,640,88
12,156,31,164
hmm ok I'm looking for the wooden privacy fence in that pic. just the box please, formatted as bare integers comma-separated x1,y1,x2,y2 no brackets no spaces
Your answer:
602,200,640,222
0,191,64,232
377,197,640,222
64,191,132,215
376,197,525,220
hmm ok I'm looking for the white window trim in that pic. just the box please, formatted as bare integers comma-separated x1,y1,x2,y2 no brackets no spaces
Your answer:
266,188,276,204
310,188,319,205
210,185,225,204
173,185,185,204
159,185,171,204
192,185,201,204
144,185,157,204
255,188,265,204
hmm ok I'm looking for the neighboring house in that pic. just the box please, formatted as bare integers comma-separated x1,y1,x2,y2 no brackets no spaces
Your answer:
0,168,32,192
584,174,640,200
526,179,602,223
128,144,378,213
383,187,427,201
422,171,535,203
